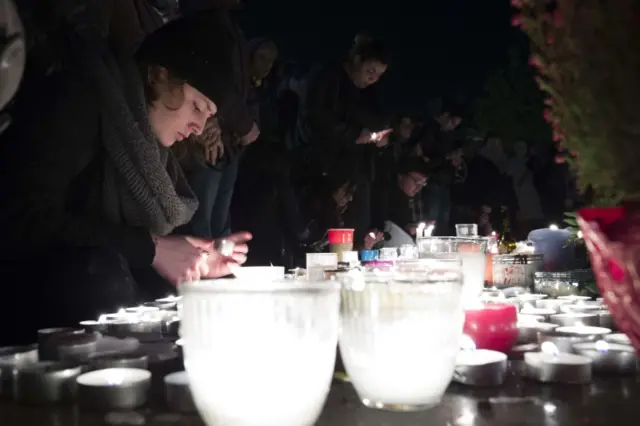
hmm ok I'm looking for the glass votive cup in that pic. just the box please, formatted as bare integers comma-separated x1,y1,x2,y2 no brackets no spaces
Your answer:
339,258,464,411
179,279,340,426
455,223,479,237
416,236,488,307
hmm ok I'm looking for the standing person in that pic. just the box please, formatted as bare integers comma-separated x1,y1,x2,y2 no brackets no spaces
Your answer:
294,34,391,244
0,18,250,344
246,38,279,135
409,103,464,235
179,0,260,239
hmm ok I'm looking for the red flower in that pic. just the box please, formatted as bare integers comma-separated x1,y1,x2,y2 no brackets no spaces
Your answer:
535,76,544,88
555,155,566,164
544,98,553,106
543,108,553,123
552,9,565,28
511,14,523,27
546,34,554,44
528,55,543,68
511,0,522,7
553,131,564,142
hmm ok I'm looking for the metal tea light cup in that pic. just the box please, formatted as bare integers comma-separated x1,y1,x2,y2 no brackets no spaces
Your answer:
572,341,638,374
56,332,99,362
0,344,38,398
77,368,151,411
89,352,149,371
164,371,196,413
37,328,85,361
14,361,84,404
549,313,600,327
539,329,598,354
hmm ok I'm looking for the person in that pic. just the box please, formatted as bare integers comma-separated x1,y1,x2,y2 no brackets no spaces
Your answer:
246,38,279,137
179,0,260,240
293,33,391,244
0,0,26,135
0,17,251,344
371,159,429,237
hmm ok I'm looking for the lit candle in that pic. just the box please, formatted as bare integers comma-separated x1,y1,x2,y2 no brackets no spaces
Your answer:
560,303,603,314
463,303,518,353
557,295,591,302
525,341,592,384
164,371,196,413
453,336,508,386
14,361,84,404
572,340,638,374
517,321,558,345
76,368,151,410
519,303,555,321
549,313,600,327
555,325,611,337
125,305,159,314
604,333,632,346
89,352,149,371
156,295,181,304
535,298,575,313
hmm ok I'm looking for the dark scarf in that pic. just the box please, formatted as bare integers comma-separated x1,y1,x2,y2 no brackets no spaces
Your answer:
81,41,198,235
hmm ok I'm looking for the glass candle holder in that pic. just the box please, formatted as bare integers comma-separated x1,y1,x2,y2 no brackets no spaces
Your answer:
339,258,464,411
180,279,340,426
455,223,478,237
416,236,488,307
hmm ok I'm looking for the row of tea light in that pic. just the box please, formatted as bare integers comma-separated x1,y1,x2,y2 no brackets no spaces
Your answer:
0,295,194,411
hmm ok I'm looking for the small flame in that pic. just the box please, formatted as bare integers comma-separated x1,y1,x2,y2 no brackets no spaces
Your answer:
549,224,559,231
577,230,583,239
491,231,497,237
595,340,609,353
541,341,559,356
460,335,476,351
117,308,127,316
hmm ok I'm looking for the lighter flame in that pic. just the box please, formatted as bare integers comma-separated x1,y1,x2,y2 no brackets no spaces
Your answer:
541,341,559,356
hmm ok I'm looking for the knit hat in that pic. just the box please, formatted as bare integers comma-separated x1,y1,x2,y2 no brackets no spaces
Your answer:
135,14,235,113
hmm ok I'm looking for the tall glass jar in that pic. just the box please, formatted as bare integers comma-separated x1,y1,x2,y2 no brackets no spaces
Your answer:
339,258,464,411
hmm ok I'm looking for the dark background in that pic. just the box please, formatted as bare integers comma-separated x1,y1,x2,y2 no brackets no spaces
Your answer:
238,0,517,114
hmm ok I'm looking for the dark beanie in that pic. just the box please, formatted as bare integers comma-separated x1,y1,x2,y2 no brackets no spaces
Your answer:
135,14,235,112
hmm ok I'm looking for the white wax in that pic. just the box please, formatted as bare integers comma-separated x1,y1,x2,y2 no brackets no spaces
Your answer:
557,295,591,301
164,371,189,386
77,368,151,387
520,307,555,316
517,294,547,302
456,349,507,366
518,314,545,323
555,326,611,335
459,252,486,307
518,322,557,331
605,333,632,346
573,342,635,353
156,295,181,303
525,351,591,366
233,266,285,281
560,304,602,313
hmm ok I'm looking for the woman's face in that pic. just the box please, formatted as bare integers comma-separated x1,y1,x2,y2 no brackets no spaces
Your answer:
148,82,216,147
350,57,387,89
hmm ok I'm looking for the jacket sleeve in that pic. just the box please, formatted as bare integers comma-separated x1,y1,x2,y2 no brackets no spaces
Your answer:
0,74,156,268
305,69,362,149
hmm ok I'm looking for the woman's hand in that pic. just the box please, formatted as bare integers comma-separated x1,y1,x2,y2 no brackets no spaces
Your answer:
202,118,224,165
152,235,216,285
364,230,385,249
203,232,252,278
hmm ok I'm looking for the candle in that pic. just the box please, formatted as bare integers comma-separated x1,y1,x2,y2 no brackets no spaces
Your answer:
0,345,38,398
79,320,108,334
517,322,558,344
555,326,611,337
453,337,508,386
76,368,151,410
14,361,84,404
535,298,574,313
156,295,181,304
463,303,518,353
164,371,196,413
37,327,85,361
605,333,632,346
525,342,592,384
125,305,160,314
105,317,163,339
595,310,614,329
519,303,555,321
144,300,177,311
55,332,98,362
89,352,149,371
560,303,603,314
510,343,539,360
572,340,638,374
518,314,545,323
306,253,338,281
538,329,599,353
549,312,599,327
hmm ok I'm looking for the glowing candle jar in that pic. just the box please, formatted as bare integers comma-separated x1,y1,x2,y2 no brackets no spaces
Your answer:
463,303,518,353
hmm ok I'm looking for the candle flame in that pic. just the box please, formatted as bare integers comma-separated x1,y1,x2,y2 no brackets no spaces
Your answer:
577,230,583,239
541,341,559,356
460,335,476,351
595,340,609,353
549,224,559,230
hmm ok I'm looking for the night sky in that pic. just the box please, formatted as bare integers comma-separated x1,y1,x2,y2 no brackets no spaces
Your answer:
239,0,517,114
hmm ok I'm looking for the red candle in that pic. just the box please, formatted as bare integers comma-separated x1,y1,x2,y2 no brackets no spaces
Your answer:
464,303,518,353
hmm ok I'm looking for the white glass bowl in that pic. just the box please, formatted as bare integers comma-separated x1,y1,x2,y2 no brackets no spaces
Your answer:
180,279,340,426
339,258,465,411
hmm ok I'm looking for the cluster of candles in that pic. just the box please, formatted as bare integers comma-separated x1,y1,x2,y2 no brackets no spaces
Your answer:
0,295,195,411
454,290,638,385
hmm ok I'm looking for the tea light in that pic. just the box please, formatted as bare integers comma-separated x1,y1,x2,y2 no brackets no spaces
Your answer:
572,340,638,374
164,371,196,413
106,317,163,337
89,352,149,371
55,332,98,362
510,343,539,360
125,305,160,314
162,315,180,337
557,295,591,302
517,322,558,344
605,333,632,346
595,310,614,329
156,295,181,305
538,329,598,353
518,314,545,323
14,361,83,404
560,303,603,314
535,298,574,313
144,301,177,310
525,342,592,384
519,303,555,321
76,368,151,410
453,338,508,386
37,327,84,361
0,345,38,397
79,320,108,334
549,312,599,327
555,325,611,337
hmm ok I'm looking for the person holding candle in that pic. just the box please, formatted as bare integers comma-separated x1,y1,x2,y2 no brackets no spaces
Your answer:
0,15,251,343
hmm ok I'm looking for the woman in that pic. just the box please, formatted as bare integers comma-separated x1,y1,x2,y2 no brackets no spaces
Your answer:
0,17,250,344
